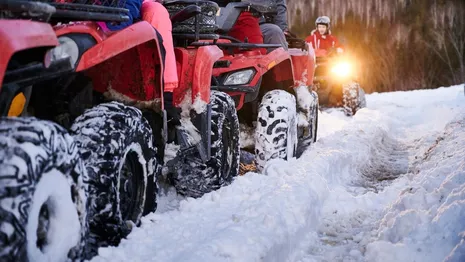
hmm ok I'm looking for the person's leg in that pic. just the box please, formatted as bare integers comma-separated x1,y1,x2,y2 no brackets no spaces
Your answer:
141,0,178,92
260,23,288,52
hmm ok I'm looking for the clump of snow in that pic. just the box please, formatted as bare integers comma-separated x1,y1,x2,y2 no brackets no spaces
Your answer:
294,85,315,111
176,90,202,145
90,85,465,262
239,123,255,148
163,143,180,164
297,111,309,127
192,94,207,115
103,86,162,111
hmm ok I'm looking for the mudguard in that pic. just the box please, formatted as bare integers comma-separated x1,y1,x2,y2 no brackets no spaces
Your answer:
0,20,58,88
55,21,162,72
173,45,223,107
289,46,316,87
55,21,165,106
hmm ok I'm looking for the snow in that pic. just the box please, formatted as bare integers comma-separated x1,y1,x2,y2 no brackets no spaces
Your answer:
163,143,180,164
28,169,81,262
239,123,255,148
294,85,315,112
90,85,465,262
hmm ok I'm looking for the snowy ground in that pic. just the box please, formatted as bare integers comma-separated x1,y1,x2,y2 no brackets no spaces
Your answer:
91,84,465,262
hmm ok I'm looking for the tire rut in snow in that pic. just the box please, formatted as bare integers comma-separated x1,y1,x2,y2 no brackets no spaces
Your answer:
355,131,410,193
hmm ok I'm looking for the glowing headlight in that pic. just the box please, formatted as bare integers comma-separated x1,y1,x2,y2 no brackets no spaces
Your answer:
223,69,255,85
331,62,351,77
44,36,79,68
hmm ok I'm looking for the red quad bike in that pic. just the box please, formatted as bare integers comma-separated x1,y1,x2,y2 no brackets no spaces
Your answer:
0,0,234,261
163,0,319,173
0,1,90,261
312,48,366,116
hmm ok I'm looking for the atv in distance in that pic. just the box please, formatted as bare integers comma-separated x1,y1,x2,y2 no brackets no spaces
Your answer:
312,48,366,116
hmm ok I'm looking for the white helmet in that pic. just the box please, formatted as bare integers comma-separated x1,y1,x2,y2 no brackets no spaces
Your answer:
315,16,331,28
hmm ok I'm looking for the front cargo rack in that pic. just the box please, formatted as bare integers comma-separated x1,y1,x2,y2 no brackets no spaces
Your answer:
0,0,129,23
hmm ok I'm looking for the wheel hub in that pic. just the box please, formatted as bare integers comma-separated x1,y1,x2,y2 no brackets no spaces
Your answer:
119,151,144,222
36,200,51,252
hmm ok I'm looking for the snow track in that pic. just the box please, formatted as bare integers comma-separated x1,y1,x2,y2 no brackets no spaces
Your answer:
90,85,465,262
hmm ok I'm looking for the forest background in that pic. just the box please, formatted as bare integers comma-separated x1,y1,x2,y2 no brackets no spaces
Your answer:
287,0,465,93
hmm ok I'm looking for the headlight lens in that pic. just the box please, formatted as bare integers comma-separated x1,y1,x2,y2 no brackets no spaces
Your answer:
223,69,255,85
44,36,79,68
330,62,351,77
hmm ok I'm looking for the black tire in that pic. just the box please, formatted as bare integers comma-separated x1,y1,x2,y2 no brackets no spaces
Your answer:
312,100,319,143
0,117,88,262
169,91,240,198
70,102,158,251
254,90,298,171
342,82,367,116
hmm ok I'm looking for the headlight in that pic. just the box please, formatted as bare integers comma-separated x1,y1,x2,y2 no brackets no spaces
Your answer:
223,69,255,85
330,62,351,77
44,36,79,68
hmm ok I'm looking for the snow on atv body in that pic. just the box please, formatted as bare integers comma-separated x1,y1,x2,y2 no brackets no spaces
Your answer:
312,48,366,116
198,1,319,171
1,0,236,261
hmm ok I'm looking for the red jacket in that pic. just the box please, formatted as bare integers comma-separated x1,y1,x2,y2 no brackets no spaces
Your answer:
305,30,343,51
228,12,266,54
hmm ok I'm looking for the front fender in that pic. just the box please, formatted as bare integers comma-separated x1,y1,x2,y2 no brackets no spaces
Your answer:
0,20,58,87
55,21,165,105
289,46,316,87
69,21,163,72
174,45,223,107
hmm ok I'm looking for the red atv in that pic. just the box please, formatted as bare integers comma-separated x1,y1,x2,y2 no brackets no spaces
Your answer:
164,0,319,173
0,0,237,260
312,48,366,116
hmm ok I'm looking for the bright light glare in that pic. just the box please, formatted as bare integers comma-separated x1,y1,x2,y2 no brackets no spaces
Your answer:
331,62,351,77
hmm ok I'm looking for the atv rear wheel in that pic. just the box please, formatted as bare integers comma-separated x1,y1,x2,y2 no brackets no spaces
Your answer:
0,118,87,262
71,102,158,251
342,82,366,116
254,90,298,171
169,91,240,198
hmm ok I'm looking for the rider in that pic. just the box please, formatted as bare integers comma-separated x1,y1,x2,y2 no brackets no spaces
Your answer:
305,16,343,54
225,0,289,53
259,0,289,51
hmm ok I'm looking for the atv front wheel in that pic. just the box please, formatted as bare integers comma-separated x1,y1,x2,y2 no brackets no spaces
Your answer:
0,118,87,262
71,102,159,251
170,91,240,198
342,82,367,116
296,87,319,157
255,90,298,171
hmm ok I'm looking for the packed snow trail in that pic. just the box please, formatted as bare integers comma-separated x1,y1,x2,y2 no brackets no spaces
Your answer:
90,85,465,262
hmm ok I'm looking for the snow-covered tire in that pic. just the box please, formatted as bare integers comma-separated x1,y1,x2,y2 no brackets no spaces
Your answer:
255,90,298,171
170,91,240,198
0,118,87,262
71,102,158,250
342,82,367,116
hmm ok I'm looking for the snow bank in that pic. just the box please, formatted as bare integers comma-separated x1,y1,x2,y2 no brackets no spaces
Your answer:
294,85,465,262
365,119,465,262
